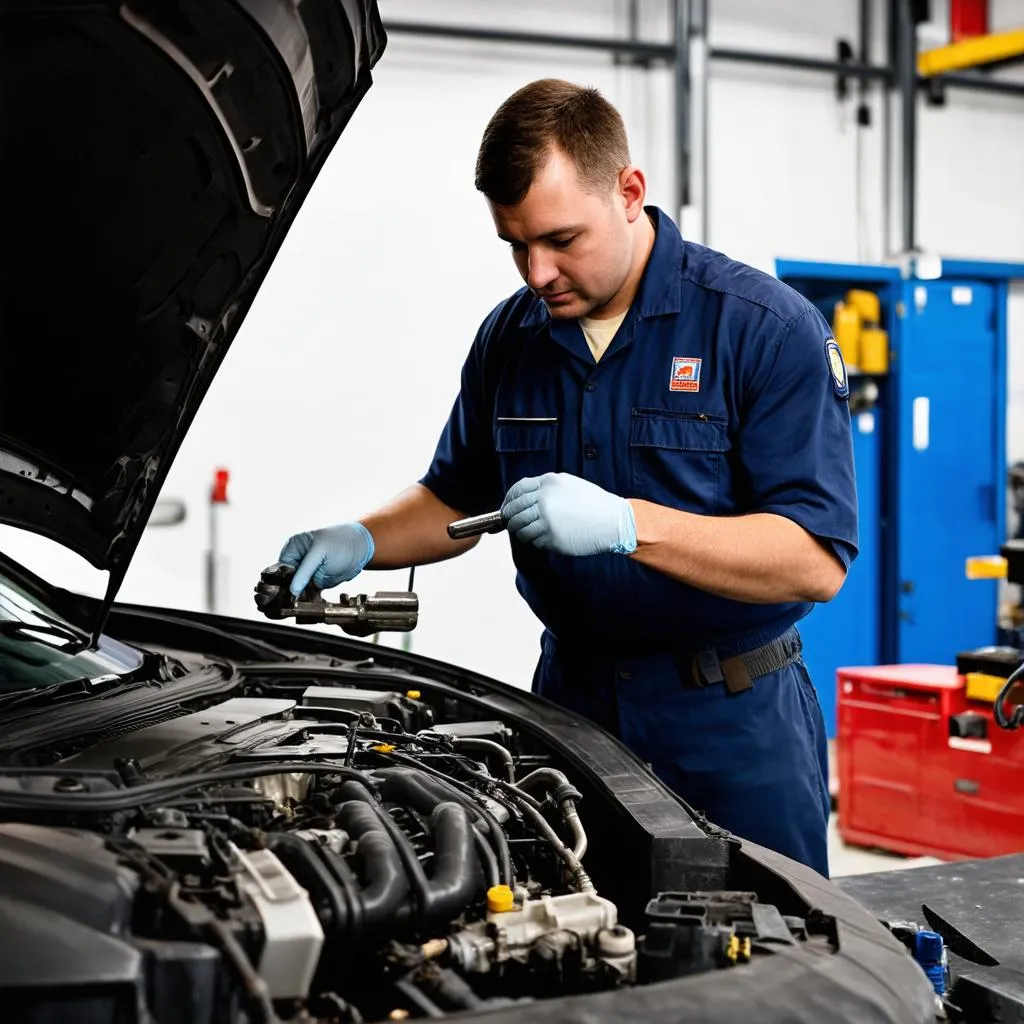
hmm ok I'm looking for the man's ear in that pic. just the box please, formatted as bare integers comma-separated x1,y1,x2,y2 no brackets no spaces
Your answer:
618,165,647,222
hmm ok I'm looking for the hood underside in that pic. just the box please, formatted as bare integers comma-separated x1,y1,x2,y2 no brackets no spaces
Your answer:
0,0,385,622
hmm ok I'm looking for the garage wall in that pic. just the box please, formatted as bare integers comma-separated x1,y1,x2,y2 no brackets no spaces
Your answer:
3,0,1022,689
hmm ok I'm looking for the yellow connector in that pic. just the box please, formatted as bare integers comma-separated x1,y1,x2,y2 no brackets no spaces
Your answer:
918,28,1024,77
966,672,1008,704
372,743,396,754
965,555,1008,580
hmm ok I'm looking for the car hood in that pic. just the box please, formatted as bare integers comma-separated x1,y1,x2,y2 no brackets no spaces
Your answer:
0,0,385,635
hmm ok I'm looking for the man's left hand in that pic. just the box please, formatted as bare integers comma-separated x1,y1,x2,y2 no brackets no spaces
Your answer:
501,473,637,556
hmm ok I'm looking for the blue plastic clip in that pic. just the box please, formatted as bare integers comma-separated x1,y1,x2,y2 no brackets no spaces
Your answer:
912,929,948,996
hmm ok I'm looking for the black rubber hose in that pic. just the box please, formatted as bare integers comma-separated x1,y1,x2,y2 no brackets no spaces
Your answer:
372,766,513,887
335,779,432,919
335,780,483,924
423,802,481,922
373,767,484,827
264,832,350,937
471,825,500,889
449,737,516,782
310,840,365,942
338,801,410,927
481,805,513,889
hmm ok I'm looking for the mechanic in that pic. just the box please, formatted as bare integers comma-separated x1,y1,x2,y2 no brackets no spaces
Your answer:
276,79,858,878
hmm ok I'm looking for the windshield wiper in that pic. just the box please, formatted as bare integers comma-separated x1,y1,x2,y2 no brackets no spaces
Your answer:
0,619,90,652
0,672,126,714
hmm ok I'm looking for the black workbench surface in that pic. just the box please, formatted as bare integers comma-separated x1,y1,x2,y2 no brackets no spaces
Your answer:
835,854,1024,1019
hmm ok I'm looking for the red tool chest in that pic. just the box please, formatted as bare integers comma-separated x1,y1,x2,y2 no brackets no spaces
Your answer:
836,664,1024,860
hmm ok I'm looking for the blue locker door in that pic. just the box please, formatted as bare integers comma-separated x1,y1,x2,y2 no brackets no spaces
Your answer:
897,280,1000,662
798,397,883,736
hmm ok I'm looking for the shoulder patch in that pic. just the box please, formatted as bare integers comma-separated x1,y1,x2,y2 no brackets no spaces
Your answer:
824,339,849,400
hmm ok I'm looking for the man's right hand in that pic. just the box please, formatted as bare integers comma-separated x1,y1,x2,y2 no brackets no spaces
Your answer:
278,522,375,596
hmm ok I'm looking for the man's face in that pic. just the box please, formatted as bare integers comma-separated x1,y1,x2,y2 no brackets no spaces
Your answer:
488,148,635,320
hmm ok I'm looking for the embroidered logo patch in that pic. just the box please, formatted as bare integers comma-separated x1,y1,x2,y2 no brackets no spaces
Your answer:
824,339,849,400
669,356,702,392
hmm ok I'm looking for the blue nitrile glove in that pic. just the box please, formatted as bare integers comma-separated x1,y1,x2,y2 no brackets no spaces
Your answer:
501,473,637,556
278,522,375,596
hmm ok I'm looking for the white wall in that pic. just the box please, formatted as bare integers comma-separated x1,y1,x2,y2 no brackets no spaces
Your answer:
3,0,1023,688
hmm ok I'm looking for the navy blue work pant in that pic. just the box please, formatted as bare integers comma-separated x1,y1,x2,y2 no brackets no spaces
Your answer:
531,630,832,877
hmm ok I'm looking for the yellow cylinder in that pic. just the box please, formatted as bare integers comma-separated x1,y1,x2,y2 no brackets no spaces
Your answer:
859,326,889,374
833,300,861,368
846,288,881,325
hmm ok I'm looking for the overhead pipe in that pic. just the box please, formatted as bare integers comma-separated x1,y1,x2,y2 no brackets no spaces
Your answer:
383,19,674,62
710,47,891,81
384,16,1024,103
690,0,710,246
673,0,692,220
897,0,919,253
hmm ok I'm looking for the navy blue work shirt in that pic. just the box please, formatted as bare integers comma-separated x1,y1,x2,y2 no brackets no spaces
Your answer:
420,207,858,656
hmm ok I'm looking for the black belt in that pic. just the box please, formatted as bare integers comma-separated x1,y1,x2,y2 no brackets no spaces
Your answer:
688,626,803,694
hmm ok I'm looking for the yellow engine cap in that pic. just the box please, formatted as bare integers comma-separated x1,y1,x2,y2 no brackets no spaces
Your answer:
487,885,515,913
372,743,396,753
405,689,422,700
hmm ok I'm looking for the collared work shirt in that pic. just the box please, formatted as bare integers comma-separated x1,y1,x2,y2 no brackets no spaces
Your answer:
420,207,858,656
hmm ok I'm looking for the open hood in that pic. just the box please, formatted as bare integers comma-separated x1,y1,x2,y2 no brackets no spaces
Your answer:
0,0,385,634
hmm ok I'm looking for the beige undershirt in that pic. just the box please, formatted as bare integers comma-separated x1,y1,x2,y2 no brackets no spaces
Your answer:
579,310,628,363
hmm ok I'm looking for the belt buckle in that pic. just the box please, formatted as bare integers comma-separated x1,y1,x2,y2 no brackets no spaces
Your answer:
695,649,724,686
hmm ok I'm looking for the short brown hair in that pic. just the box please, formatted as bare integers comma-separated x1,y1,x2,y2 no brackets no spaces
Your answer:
475,79,631,206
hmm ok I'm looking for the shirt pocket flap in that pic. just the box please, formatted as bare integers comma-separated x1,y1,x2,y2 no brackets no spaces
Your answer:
630,410,728,453
495,422,558,453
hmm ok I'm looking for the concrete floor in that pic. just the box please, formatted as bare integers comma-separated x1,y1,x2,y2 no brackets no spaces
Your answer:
827,812,943,877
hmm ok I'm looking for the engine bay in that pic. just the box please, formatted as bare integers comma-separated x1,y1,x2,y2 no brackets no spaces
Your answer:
0,649,865,1024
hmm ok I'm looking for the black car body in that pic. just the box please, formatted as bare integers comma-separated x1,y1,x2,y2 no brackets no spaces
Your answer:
0,2,1013,1023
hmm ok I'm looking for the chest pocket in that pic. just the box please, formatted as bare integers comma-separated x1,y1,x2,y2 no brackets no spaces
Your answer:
494,418,559,490
630,409,729,513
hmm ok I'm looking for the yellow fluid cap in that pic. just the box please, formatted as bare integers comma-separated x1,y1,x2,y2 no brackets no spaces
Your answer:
406,689,421,700
847,288,881,324
487,885,515,913
373,743,396,753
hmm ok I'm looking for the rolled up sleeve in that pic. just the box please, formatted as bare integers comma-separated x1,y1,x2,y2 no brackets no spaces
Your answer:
737,305,859,568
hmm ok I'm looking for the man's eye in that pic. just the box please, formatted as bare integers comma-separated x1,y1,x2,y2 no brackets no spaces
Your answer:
552,236,577,249
509,242,527,254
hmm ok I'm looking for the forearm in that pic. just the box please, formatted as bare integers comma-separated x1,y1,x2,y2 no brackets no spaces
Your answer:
359,483,479,570
627,500,846,604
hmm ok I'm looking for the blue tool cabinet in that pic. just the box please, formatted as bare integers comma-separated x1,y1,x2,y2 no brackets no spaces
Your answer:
774,257,1024,737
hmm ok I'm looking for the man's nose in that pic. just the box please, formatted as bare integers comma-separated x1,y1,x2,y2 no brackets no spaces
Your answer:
526,248,559,292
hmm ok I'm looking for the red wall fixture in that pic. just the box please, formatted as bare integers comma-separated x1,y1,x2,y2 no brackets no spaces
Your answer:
950,0,988,43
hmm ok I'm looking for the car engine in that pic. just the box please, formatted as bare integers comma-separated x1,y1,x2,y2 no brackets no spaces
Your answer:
0,652,847,1024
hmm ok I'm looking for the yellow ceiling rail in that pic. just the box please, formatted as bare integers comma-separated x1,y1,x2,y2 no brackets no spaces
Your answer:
918,27,1024,77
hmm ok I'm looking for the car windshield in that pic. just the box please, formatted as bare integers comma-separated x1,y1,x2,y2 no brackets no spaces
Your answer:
0,570,143,694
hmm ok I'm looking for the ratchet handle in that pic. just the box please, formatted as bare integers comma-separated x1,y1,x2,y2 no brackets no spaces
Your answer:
447,510,506,540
